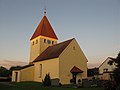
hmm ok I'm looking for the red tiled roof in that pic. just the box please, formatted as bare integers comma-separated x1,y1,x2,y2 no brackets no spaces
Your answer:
33,38,74,62
30,16,58,40
70,66,83,73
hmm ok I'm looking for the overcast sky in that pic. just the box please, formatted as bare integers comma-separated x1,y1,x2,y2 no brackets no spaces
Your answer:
0,0,120,66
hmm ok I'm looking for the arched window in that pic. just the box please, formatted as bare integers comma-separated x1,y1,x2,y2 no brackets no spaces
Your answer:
52,41,54,44
36,39,38,44
44,39,46,43
32,41,34,45
40,64,42,78
47,40,51,44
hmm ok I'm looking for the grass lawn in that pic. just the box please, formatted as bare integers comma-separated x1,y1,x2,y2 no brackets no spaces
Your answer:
0,82,104,90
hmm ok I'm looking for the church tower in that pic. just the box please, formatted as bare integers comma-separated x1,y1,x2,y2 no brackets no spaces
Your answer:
30,9,58,63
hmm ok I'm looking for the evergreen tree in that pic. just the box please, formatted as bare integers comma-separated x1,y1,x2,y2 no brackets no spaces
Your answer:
0,66,10,77
108,52,120,85
9,66,21,76
42,73,51,86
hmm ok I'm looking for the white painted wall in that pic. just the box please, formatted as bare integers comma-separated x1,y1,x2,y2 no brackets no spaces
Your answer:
99,57,116,74
12,70,20,82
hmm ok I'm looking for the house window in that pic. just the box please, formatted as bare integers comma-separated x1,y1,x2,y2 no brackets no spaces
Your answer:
36,39,38,44
47,40,51,44
103,68,108,72
52,41,54,44
106,69,108,72
40,64,42,78
44,39,46,43
32,41,34,45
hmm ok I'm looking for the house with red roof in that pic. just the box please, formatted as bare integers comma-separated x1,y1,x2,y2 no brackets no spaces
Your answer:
12,10,88,84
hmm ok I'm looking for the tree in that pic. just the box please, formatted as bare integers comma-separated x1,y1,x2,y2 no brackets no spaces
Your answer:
42,73,51,86
108,52,120,85
0,66,10,77
9,66,21,76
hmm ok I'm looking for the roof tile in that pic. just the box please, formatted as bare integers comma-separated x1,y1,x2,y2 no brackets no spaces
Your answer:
30,16,58,40
70,66,83,73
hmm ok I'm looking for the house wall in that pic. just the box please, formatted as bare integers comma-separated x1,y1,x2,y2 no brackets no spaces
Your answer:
59,39,87,84
20,66,34,81
102,73,111,80
12,70,20,82
30,36,57,63
99,58,116,74
33,58,59,82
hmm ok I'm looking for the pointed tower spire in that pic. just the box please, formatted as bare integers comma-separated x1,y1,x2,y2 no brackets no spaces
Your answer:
30,8,58,63
44,7,46,16
30,8,58,40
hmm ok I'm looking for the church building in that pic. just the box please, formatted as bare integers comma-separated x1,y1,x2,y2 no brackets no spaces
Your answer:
12,10,88,84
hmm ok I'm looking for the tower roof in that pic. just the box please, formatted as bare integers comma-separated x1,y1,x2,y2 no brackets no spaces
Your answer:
30,16,58,40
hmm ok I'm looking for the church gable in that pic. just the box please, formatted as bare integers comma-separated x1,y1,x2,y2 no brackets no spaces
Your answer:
59,38,88,62
59,38,87,84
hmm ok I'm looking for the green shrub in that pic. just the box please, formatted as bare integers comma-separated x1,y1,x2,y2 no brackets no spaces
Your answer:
42,73,51,86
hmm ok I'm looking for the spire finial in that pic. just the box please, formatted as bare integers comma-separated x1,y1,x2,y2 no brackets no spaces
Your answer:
44,7,46,16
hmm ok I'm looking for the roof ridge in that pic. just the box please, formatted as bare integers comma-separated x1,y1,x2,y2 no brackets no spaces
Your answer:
41,16,45,35
45,38,74,49
52,38,74,46
33,38,74,62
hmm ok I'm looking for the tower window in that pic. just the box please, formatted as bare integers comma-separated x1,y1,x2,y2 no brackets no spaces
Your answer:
36,39,38,44
47,40,51,44
32,41,34,45
44,39,46,43
52,41,54,44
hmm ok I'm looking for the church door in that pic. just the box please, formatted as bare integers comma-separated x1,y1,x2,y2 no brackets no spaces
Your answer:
72,73,77,84
15,72,18,82
70,66,83,84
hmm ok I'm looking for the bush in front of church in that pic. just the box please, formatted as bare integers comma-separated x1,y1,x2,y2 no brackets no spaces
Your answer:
42,73,51,86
